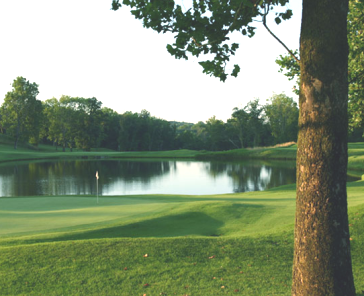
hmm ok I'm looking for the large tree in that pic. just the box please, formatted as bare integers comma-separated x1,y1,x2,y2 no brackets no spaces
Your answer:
293,1,354,294
0,77,41,149
112,0,355,294
264,93,298,144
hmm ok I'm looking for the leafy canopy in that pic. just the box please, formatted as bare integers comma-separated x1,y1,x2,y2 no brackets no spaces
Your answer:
275,0,364,131
112,0,293,81
348,0,364,130
1,77,40,139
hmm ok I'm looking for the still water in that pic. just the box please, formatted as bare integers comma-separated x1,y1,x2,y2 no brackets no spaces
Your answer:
0,159,298,197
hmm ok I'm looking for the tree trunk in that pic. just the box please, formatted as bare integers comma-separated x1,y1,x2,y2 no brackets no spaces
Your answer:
292,0,355,295
14,119,21,150
14,137,18,150
238,128,244,148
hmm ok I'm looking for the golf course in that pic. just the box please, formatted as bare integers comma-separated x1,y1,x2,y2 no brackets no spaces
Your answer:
1,139,364,295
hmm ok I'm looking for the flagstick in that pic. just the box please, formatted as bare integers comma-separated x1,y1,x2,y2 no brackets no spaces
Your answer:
96,171,99,203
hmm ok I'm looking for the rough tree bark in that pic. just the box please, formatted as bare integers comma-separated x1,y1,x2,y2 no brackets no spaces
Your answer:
292,0,356,295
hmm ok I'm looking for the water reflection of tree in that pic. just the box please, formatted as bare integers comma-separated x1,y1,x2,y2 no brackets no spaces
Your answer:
0,160,171,197
206,161,296,192
0,159,298,197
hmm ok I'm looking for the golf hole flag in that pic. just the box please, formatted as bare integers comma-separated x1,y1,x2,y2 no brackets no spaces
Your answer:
96,171,99,203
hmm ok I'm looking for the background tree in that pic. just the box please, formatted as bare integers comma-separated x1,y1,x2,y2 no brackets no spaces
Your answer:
26,99,44,147
176,129,198,149
60,97,76,150
112,0,356,294
191,121,209,149
58,96,79,152
64,97,103,151
244,99,266,147
264,93,298,144
47,96,104,151
228,107,249,148
175,122,206,150
139,109,154,151
205,116,229,151
151,118,177,150
118,110,177,151
43,98,62,149
100,107,122,150
118,111,141,151
0,77,41,149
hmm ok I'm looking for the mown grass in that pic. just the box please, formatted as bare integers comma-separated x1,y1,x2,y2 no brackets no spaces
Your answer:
0,185,297,245
1,135,364,295
1,182,364,295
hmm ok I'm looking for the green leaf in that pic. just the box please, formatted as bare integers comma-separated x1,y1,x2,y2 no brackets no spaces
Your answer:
111,0,121,10
231,43,239,52
231,65,240,77
166,44,174,55
282,9,293,20
241,0,254,8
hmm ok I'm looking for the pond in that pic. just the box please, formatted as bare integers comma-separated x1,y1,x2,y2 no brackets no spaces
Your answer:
0,159,300,197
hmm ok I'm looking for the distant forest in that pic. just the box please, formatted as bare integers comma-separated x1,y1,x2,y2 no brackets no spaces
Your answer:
1,77,363,151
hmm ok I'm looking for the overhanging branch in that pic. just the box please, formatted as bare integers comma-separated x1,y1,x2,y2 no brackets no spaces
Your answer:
262,7,300,64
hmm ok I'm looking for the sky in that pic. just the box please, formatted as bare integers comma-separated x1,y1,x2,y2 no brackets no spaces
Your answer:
0,1,302,123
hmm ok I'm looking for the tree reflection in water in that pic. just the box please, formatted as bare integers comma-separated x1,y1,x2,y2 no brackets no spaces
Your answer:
205,161,296,192
0,159,298,197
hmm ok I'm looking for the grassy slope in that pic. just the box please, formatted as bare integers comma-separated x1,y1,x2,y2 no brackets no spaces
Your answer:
0,185,297,243
1,136,364,295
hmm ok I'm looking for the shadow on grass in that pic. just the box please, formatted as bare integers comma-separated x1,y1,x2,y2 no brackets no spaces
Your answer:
19,211,232,244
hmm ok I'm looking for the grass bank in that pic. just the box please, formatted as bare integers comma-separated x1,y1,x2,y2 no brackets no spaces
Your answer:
2,135,364,175
196,142,364,178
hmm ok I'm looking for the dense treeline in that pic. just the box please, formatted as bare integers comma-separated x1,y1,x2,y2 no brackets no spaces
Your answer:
0,77,361,151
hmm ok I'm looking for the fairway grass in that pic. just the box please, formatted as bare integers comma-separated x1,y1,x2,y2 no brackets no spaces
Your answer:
1,181,364,295
0,183,299,243
1,138,364,295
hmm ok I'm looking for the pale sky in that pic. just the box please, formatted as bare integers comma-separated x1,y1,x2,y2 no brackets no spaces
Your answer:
0,1,302,123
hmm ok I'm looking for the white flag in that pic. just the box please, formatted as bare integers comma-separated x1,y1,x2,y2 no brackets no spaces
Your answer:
96,171,99,179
